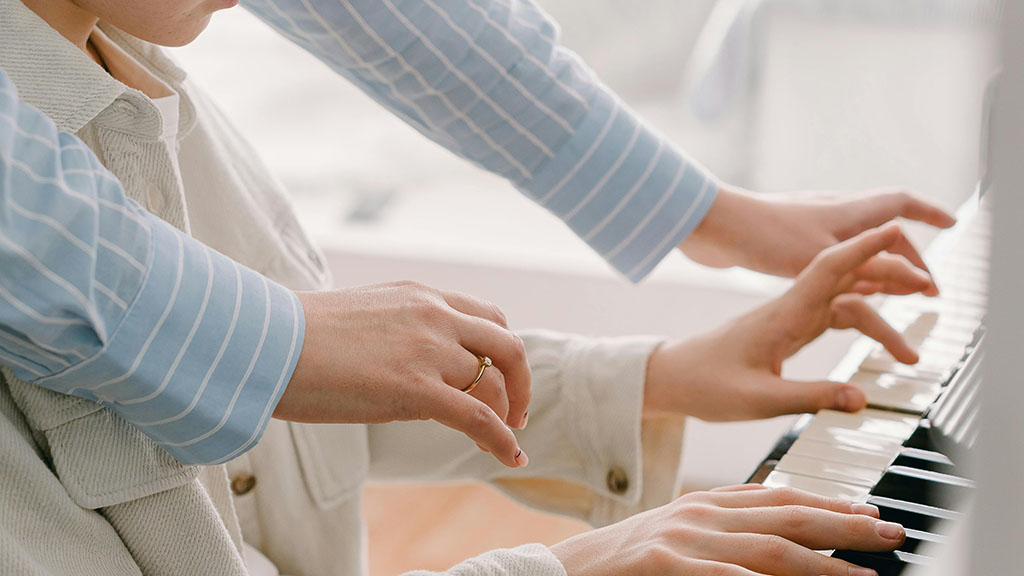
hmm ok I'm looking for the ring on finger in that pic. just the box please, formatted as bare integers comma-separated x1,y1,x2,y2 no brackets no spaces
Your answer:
461,355,492,393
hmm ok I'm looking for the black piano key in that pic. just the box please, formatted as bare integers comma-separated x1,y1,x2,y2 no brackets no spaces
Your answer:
874,504,944,534
831,550,907,576
897,535,937,555
903,424,935,451
871,472,969,510
891,454,959,477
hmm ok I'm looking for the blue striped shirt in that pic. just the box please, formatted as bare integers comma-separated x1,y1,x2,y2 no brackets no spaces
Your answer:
1,0,718,465
242,0,718,281
0,70,303,465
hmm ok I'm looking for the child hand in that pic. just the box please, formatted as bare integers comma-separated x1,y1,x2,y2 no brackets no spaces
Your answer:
646,223,922,421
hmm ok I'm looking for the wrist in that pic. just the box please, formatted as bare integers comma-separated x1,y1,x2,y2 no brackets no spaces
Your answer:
642,338,698,417
676,183,750,268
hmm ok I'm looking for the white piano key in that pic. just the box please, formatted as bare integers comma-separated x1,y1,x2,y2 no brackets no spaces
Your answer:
891,317,977,349
763,471,871,502
801,420,907,454
788,436,899,470
858,355,949,381
808,409,919,441
847,371,942,413
776,453,885,487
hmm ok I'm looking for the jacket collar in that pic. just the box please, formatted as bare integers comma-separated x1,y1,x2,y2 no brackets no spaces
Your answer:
0,0,196,138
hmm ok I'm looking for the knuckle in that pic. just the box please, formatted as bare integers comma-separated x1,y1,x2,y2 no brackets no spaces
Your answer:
769,487,800,506
507,333,527,363
677,503,717,524
471,403,498,431
844,512,874,536
783,506,810,531
704,563,737,576
644,544,679,573
760,534,790,562
487,302,508,326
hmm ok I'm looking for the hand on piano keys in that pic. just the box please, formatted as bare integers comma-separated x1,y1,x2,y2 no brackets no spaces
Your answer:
747,196,990,575
644,223,929,421
551,483,902,576
678,185,955,291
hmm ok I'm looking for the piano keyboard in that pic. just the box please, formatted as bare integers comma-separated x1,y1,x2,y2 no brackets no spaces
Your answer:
748,192,991,576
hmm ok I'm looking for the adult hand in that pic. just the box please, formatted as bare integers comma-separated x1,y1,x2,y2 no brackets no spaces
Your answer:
679,185,956,296
276,282,531,468
646,224,922,421
551,484,902,576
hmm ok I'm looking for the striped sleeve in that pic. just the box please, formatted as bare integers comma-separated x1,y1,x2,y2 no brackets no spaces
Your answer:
0,70,304,465
241,0,718,281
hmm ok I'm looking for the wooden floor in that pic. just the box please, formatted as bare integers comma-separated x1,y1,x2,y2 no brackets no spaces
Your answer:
364,483,589,575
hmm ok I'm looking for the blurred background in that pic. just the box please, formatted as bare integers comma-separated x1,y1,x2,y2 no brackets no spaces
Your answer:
172,1,998,573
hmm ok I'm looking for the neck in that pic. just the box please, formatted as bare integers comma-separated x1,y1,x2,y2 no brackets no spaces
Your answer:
21,0,100,58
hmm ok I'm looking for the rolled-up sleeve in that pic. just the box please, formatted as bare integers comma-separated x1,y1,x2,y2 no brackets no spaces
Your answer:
242,0,718,281
367,330,686,528
402,544,566,576
0,71,304,465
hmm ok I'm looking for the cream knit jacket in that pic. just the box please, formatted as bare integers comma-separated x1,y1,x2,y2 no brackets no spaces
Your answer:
0,2,686,574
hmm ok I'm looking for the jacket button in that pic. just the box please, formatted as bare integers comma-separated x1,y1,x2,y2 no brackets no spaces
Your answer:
231,474,258,496
606,466,629,495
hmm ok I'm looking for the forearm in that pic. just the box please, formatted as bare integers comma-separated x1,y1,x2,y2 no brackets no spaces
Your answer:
241,0,718,281
0,70,303,465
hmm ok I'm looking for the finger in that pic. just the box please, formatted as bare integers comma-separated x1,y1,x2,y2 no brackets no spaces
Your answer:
853,253,933,296
428,384,528,468
441,290,508,328
849,280,884,296
455,315,531,429
710,484,770,493
886,229,938,297
717,506,905,553
704,531,883,576
831,296,918,364
678,558,767,576
737,375,867,417
444,349,510,422
795,224,903,302
708,486,866,516
861,189,957,230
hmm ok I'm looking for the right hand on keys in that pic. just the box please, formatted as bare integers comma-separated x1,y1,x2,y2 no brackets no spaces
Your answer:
276,282,531,468
644,223,925,421
551,484,903,576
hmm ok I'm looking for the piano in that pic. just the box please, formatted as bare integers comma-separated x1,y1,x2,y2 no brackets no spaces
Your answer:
746,190,991,576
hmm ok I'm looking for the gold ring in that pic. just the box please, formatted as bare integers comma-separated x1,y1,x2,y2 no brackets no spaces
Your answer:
461,355,492,393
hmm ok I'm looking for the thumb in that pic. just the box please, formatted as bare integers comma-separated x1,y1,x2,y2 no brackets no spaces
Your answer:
429,385,528,468
754,378,867,418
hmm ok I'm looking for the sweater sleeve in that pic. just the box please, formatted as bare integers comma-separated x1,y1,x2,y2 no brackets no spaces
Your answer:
0,69,303,465
241,0,718,281
401,544,566,576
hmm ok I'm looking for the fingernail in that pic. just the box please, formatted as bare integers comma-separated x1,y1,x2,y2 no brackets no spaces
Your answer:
850,568,877,576
514,448,529,467
851,503,880,517
875,521,904,540
514,411,529,430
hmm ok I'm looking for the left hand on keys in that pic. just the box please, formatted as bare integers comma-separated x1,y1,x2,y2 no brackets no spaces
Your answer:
679,185,956,296
646,223,924,420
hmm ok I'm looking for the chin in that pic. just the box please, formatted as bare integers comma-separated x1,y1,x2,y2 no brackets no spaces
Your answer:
145,14,214,47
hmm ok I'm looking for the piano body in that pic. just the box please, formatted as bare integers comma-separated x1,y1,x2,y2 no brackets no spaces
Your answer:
742,6,1024,571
